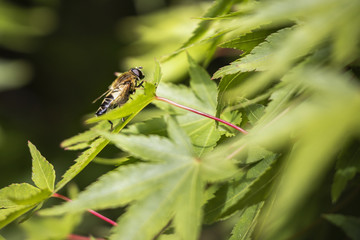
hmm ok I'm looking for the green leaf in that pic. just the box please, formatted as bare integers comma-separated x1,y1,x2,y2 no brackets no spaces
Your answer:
93,156,131,166
200,145,238,183
187,53,217,112
109,163,202,240
167,116,193,155
109,183,176,240
331,167,357,203
213,28,293,79
55,137,109,192
55,82,157,192
219,110,243,136
28,141,55,192
216,72,252,117
155,71,222,156
151,58,162,86
0,205,36,229
41,119,205,240
155,82,209,113
0,143,55,228
60,120,118,150
57,111,138,192
176,114,221,157
207,135,274,166
324,214,360,240
126,114,221,157
257,80,300,128
101,134,190,163
331,3,360,65
219,28,274,53
21,213,82,240
331,141,360,203
158,234,181,240
123,117,168,136
42,162,177,215
203,154,277,223
173,164,203,240
0,183,44,206
245,104,265,126
229,202,264,240
0,183,50,229
175,0,234,55
251,70,360,238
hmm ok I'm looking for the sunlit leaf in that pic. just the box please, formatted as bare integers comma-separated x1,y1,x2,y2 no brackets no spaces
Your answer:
28,142,55,192
213,28,293,79
0,183,49,229
174,0,234,56
41,118,204,240
187,53,217,112
219,28,274,53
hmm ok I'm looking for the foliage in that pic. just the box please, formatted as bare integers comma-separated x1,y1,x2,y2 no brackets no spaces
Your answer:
1,0,360,239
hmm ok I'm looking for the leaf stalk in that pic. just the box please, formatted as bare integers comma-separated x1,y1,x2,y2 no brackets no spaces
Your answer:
155,96,248,134
52,193,117,226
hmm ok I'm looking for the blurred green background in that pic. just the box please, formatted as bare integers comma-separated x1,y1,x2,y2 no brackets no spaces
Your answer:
0,0,214,220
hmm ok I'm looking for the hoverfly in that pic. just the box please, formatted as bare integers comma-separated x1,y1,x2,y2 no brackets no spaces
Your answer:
93,67,145,130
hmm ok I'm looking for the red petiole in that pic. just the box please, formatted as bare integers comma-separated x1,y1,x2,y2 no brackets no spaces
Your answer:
52,193,117,226
155,96,248,134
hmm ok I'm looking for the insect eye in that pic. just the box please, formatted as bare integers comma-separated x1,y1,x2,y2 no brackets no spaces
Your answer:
131,67,145,79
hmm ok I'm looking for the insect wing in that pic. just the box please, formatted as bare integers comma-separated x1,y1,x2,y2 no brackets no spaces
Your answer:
111,72,133,88
92,88,112,103
111,83,132,108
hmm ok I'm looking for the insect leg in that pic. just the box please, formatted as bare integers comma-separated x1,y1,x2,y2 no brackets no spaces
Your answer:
136,81,144,88
108,120,113,131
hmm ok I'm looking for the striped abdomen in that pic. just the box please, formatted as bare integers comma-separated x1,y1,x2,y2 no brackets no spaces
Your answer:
95,94,114,116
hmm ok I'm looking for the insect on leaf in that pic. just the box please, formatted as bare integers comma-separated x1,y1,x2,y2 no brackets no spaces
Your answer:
87,82,156,124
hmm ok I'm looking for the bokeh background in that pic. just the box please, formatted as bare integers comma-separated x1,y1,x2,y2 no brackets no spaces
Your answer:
0,0,228,238
0,0,206,185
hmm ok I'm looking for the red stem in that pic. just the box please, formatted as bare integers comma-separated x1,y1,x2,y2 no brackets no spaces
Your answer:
155,96,248,134
67,234,105,240
52,193,118,226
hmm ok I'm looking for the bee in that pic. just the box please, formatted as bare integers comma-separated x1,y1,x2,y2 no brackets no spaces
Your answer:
93,67,145,129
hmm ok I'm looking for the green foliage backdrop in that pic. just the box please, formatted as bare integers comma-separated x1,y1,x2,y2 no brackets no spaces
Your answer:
1,0,360,239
